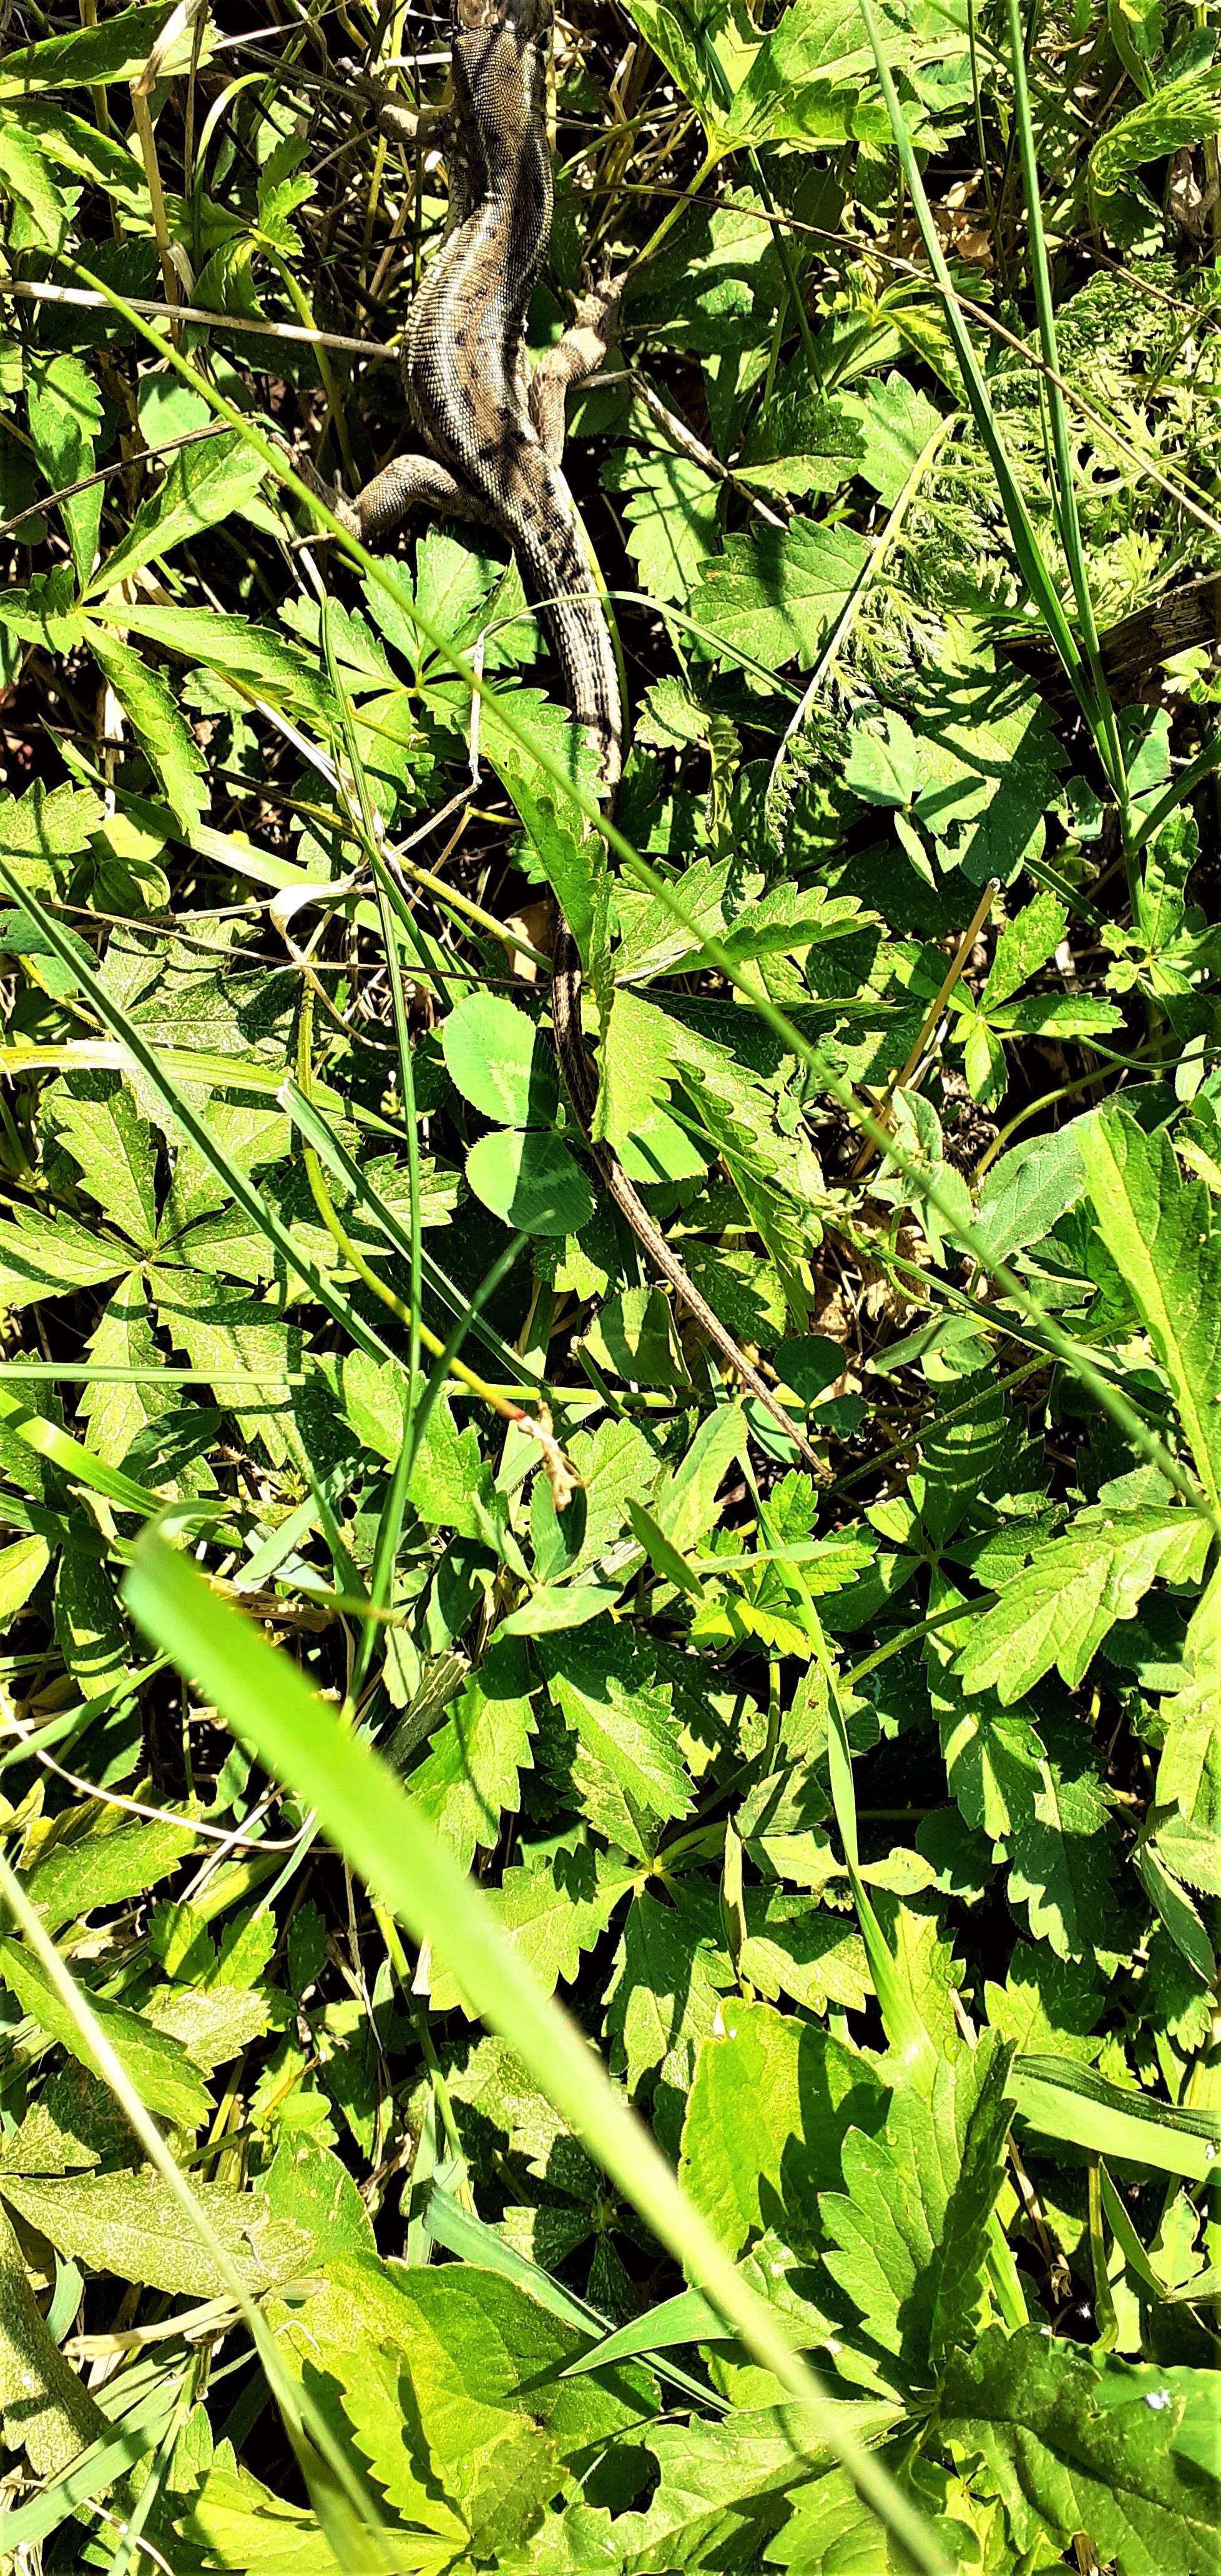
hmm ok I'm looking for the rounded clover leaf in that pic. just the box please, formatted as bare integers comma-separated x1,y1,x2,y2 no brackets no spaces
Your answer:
465,1129,594,1236
441,990,557,1128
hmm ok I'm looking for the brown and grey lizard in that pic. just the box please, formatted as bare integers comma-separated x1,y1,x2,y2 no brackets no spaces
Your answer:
325,0,822,1475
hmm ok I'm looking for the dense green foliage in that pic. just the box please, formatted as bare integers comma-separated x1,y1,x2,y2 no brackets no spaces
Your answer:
1,0,1220,2569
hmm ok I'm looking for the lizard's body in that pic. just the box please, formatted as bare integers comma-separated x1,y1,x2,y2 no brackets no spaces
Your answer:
340,0,821,1474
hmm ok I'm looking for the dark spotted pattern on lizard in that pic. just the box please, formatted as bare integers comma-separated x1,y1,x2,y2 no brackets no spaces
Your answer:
335,0,823,1475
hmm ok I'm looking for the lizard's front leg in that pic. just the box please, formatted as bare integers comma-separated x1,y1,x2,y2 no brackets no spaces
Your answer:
528,276,624,464
298,449,496,547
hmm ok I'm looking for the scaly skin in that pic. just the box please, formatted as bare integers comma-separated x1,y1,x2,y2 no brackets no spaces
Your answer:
341,0,823,1476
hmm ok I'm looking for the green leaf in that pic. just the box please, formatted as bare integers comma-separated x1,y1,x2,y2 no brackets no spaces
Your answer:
21,1818,197,1933
0,1940,212,2132
696,519,870,673
939,2326,1221,2575
973,1121,1087,1263
539,1624,694,1842
0,2171,308,2300
442,991,556,1126
679,2001,885,2256
953,1507,1212,1702
821,2037,1014,2388
0,1534,49,1622
174,2454,341,2575
0,2198,108,2479
603,1889,724,2092
981,891,1068,1010
409,1638,537,1875
466,1129,596,1236
86,434,270,598
622,0,760,136
1091,64,1221,197
603,447,723,605
0,124,69,249
738,391,865,499
86,629,208,830
78,1271,174,1470
429,1835,633,2012
26,351,103,586
739,1897,871,2018
0,1204,130,1307
0,1,208,94
1079,1108,1221,1515
848,371,946,509
52,1083,158,1247
727,0,941,146
1152,1563,1221,1898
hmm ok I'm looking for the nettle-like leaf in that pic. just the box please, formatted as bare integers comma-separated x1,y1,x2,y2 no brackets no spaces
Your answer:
696,517,870,671
430,1834,635,2014
953,1506,1211,1703
940,2327,1221,2576
602,1888,726,2093
679,2000,885,2258
602,445,723,604
0,1939,210,2132
1150,1561,1221,1901
539,1623,694,1851
1079,1107,1221,1514
0,2171,308,2300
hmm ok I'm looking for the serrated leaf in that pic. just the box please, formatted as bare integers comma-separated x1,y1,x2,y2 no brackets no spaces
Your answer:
87,628,207,830
1079,1108,1221,1513
847,369,946,509
0,1534,49,1621
430,1835,633,2012
0,2170,308,2300
603,447,723,605
78,1270,174,1469
53,1083,157,1246
410,1637,537,1875
940,2326,1221,2576
21,1817,196,1933
0,2,209,94
697,517,869,673
738,388,864,499
443,990,556,1126
953,1508,1211,1702
0,1203,130,1307
981,891,1067,1009
86,435,269,598
0,1939,211,2132
603,1889,723,2092
820,2037,1014,2388
539,1625,694,1840
1091,63,1221,196
740,1897,871,2017
466,1128,594,1236
0,2198,108,2478
679,2000,885,2257
174,2454,344,2573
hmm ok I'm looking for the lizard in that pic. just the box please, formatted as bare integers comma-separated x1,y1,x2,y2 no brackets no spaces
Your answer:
323,0,824,1478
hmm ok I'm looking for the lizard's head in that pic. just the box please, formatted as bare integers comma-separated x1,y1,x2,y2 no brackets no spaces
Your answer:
454,0,553,37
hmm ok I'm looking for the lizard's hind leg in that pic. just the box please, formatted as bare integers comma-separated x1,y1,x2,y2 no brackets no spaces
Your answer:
528,277,624,463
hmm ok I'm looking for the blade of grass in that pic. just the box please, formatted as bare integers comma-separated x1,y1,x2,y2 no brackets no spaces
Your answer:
122,1528,953,2576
